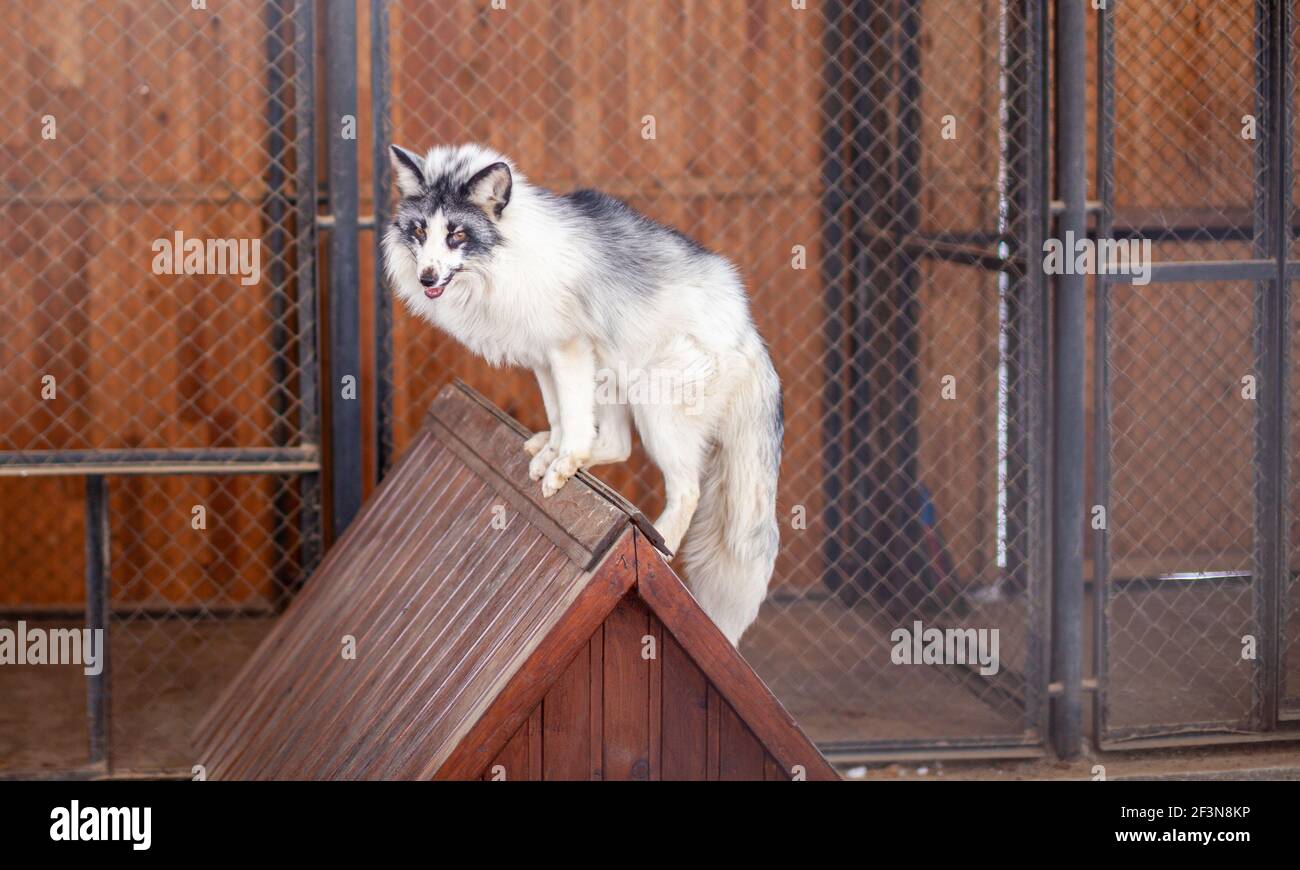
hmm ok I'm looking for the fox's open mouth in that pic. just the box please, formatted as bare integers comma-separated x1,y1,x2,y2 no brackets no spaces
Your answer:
423,269,462,299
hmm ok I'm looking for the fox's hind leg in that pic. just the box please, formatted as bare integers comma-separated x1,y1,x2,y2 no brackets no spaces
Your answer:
634,400,710,557
584,399,632,468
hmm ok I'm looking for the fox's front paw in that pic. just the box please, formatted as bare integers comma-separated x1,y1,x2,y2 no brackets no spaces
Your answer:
529,445,558,481
541,452,582,498
523,431,550,457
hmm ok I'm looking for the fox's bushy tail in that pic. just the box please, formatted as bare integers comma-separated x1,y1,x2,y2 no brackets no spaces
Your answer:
681,347,782,646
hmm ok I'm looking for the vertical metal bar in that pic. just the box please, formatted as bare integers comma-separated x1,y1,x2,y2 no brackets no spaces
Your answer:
84,475,110,766
849,2,899,606
264,0,290,426
893,0,929,602
293,0,322,583
371,0,395,482
324,0,363,538
1050,0,1087,760
1005,0,1048,741
819,0,847,598
264,0,296,595
1250,0,1288,729
1091,0,1116,746
1035,0,1054,744
847,0,878,602
1277,0,1295,719
1270,0,1290,726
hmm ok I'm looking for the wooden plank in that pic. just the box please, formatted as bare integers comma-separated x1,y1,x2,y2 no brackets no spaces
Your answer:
718,700,766,781
660,630,708,780
198,434,457,771
540,645,591,781
764,754,789,782
706,685,722,781
646,612,662,780
321,518,558,778
588,627,604,781
601,594,651,781
527,706,544,781
486,721,529,782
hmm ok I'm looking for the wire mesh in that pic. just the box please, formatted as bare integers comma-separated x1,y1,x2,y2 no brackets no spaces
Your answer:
376,0,1046,750
5,0,1297,774
1095,0,1294,740
0,0,319,773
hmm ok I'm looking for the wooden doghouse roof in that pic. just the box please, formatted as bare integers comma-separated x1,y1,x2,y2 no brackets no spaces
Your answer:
195,381,837,781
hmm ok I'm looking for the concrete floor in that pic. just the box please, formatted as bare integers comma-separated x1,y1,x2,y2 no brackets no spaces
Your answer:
0,617,268,774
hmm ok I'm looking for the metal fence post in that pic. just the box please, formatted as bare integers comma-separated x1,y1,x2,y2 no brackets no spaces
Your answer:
1091,0,1115,746
1050,0,1088,760
371,0,395,483
324,0,363,538
293,0,323,581
84,475,110,766
818,0,847,600
1251,0,1289,729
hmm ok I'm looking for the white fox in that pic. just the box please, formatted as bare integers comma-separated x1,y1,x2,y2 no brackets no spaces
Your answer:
382,143,783,645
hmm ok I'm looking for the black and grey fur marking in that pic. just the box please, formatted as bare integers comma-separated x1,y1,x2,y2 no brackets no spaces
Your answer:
389,146,504,262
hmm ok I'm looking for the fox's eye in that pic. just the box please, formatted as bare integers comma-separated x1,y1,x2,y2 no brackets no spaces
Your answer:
449,229,467,245
413,224,426,241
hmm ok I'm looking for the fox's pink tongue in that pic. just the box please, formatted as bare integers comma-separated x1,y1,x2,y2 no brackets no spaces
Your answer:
424,285,444,299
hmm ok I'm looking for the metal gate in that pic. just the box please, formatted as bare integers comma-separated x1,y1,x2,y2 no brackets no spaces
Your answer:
1091,0,1298,749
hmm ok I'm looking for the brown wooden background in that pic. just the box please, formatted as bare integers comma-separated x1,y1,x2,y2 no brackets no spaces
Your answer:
1,1,301,608
2,1,1295,613
372,0,1017,596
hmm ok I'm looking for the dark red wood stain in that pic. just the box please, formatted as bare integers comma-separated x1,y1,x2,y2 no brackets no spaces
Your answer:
197,382,837,781
719,700,767,781
660,632,709,780
541,646,591,780
602,596,651,781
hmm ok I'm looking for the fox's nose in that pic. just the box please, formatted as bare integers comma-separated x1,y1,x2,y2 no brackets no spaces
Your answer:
419,268,438,287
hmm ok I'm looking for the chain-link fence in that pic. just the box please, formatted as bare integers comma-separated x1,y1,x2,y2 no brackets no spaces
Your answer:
1092,0,1296,746
0,0,321,774
372,0,1049,757
4,0,1299,776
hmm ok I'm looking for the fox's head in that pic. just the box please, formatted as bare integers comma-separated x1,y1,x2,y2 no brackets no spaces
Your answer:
382,144,513,301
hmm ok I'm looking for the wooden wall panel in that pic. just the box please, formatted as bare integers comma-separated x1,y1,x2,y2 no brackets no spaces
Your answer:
1112,3,1256,215
485,718,530,782
915,261,1000,587
541,641,593,780
1106,269,1256,576
2,0,290,607
660,631,709,780
919,0,1001,235
601,595,652,781
7,0,1262,611
717,696,766,781
485,595,805,781
381,1,826,591
0,478,84,607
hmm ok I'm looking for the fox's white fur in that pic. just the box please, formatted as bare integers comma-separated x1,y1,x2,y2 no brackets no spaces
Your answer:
382,143,782,644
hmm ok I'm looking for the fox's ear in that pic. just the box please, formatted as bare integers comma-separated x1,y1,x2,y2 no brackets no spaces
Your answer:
465,161,512,219
389,145,426,197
